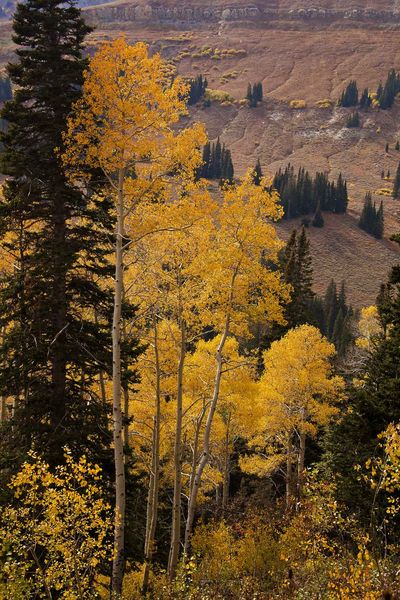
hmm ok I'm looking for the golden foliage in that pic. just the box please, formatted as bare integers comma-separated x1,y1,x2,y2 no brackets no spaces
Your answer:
0,453,112,599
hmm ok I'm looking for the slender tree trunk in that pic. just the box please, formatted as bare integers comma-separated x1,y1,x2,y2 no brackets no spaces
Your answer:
168,322,186,579
0,395,6,422
142,318,161,593
94,310,107,405
51,200,67,459
111,168,126,597
222,421,231,512
297,428,306,503
286,432,294,510
184,319,229,556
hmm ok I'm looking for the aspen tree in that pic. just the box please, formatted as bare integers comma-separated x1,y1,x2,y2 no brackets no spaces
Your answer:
183,173,290,554
62,38,206,595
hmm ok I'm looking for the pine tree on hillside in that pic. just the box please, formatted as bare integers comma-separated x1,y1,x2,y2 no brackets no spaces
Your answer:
253,158,263,185
359,87,371,109
393,162,400,198
280,227,314,327
346,111,360,128
0,0,116,468
338,80,359,107
323,259,400,524
312,203,324,227
246,83,252,104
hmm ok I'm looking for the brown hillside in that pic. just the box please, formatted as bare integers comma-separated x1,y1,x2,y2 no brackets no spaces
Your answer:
1,1,400,305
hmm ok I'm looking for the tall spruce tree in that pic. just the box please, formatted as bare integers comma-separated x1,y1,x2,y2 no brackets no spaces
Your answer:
393,162,400,198
0,0,114,469
281,227,314,327
323,259,400,530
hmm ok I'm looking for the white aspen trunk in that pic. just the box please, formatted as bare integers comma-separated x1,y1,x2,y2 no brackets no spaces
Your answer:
111,168,126,597
297,428,306,504
222,420,231,512
168,322,186,579
142,319,161,593
183,319,230,556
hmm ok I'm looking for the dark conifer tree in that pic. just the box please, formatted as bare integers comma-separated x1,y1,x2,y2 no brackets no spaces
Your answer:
312,204,324,227
359,87,371,109
246,83,252,104
393,162,400,198
338,80,359,107
0,0,114,468
323,258,400,528
396,141,400,151
253,158,263,185
346,111,360,128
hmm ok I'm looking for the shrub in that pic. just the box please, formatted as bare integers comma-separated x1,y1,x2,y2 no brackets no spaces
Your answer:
290,99,307,109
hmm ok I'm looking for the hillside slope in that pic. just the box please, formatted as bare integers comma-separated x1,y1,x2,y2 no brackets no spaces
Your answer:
1,0,400,305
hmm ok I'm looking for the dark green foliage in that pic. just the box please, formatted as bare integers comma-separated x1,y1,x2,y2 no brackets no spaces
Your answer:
323,264,400,529
199,139,234,182
252,158,263,185
0,0,116,469
393,162,400,198
312,204,324,227
187,74,207,106
272,163,348,219
312,279,353,355
341,69,400,110
396,141,400,151
386,143,390,153
338,80,359,107
246,81,263,107
359,87,371,109
358,192,384,239
280,227,314,328
346,111,360,128
377,68,400,109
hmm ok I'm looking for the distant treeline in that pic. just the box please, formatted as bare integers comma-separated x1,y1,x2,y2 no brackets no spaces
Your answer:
338,69,400,110
198,138,234,182
272,164,348,219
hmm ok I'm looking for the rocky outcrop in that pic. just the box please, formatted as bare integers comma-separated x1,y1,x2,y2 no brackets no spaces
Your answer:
85,2,400,25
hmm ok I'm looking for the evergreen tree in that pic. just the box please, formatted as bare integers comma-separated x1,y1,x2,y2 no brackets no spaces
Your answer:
323,261,400,526
346,111,360,128
396,141,400,151
253,158,263,185
393,162,400,198
280,227,314,327
359,87,371,109
338,80,359,107
312,204,324,227
378,68,400,109
324,280,338,338
187,74,207,106
0,0,114,468
385,143,389,153
214,137,222,179
246,83,252,104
